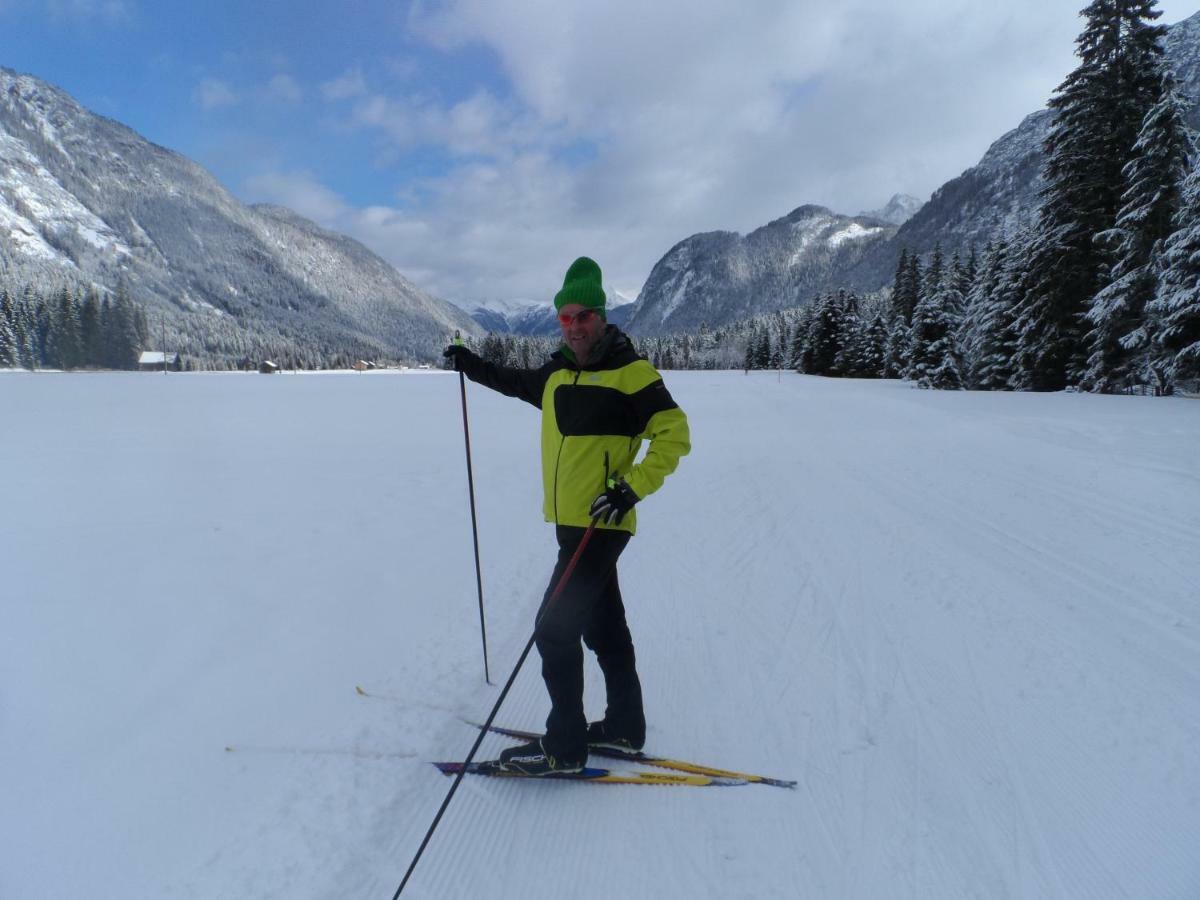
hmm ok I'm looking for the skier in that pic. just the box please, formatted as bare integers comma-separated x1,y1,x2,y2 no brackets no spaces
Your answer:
443,257,691,776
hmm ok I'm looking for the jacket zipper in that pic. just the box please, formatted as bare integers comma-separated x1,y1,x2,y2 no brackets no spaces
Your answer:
552,369,583,524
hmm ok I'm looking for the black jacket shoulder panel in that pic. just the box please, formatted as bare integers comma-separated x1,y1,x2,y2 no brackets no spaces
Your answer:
465,354,563,408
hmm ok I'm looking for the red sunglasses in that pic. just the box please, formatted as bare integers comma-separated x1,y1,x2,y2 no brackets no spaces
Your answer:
558,308,600,327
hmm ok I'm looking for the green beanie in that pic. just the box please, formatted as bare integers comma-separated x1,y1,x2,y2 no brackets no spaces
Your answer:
553,256,606,316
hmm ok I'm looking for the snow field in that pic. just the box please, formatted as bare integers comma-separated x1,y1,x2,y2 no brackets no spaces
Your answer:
1,370,1197,898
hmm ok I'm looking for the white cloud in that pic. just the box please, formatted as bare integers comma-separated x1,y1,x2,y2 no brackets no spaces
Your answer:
242,170,350,223
195,78,238,111
320,67,368,101
253,1,1200,305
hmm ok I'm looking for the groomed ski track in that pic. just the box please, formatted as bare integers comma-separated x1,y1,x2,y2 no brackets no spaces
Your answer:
2,371,1198,899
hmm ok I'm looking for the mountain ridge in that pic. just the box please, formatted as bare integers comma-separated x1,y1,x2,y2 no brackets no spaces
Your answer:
0,66,480,365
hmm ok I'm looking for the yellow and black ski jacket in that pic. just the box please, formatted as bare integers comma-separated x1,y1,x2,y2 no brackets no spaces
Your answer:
458,327,690,534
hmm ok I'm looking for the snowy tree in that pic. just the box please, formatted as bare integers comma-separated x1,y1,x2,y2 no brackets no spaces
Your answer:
49,288,82,370
887,250,922,327
922,245,945,309
0,289,17,368
1083,69,1193,392
858,314,889,378
78,290,102,368
950,249,976,303
961,241,998,387
962,237,1024,390
1148,159,1200,389
801,294,843,375
1013,0,1169,391
908,272,964,389
103,290,146,369
884,318,910,379
831,291,863,376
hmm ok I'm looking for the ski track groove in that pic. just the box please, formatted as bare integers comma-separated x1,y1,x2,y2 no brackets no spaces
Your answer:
853,462,1200,694
832,443,1196,898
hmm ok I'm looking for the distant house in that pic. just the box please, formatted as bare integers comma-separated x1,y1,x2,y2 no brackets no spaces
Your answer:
138,351,181,372
259,360,279,374
352,360,378,372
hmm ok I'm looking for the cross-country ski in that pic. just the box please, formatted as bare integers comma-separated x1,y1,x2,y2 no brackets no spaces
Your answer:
432,761,744,787
470,721,797,788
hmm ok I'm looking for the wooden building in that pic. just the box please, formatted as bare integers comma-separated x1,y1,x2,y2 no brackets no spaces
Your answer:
138,351,181,372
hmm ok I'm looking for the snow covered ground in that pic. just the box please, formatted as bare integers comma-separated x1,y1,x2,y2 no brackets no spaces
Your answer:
2,370,1198,899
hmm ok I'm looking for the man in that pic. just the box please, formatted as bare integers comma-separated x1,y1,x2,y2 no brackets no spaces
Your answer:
443,256,690,776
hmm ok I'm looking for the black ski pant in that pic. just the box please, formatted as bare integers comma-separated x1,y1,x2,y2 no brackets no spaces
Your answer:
535,525,645,761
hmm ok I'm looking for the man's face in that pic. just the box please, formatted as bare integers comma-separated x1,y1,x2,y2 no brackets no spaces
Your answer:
558,303,605,363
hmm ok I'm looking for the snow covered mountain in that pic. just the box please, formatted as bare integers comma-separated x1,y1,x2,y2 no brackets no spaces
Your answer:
858,193,925,226
626,205,895,335
0,67,480,365
470,287,636,335
842,12,1200,290
629,10,1200,335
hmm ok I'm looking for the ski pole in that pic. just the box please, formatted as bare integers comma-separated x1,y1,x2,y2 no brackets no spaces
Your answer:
393,517,601,898
452,331,490,685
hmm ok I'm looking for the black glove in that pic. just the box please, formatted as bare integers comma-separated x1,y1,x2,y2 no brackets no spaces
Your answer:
443,343,478,372
589,479,639,525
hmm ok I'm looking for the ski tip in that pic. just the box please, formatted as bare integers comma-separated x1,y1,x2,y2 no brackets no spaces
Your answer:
760,778,798,789
355,685,367,696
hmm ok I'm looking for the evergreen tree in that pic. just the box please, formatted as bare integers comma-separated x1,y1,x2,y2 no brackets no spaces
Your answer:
479,333,506,364
1148,159,1200,388
49,288,82,370
0,289,16,368
908,275,964,388
1014,0,1169,391
890,249,914,324
107,290,145,370
961,241,998,386
789,311,809,370
805,294,842,375
922,245,945,309
884,318,910,378
859,313,889,378
12,291,34,369
1083,69,1193,392
831,291,861,376
950,249,975,303
963,238,1022,390
78,290,102,368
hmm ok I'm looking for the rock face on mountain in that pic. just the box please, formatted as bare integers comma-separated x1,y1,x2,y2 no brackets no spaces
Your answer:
626,206,895,335
0,68,479,364
629,10,1200,335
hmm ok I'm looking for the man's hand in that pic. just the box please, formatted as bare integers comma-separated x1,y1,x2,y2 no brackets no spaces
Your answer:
589,479,639,525
443,344,478,372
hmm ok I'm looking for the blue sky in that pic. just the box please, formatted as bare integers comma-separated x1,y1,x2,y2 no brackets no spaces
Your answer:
2,1,1198,306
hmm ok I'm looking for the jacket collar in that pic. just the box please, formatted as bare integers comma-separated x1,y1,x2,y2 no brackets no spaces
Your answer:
553,325,639,371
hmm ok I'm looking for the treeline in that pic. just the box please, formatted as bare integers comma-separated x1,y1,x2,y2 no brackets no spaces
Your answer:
0,285,149,371
0,282,409,372
719,0,1200,394
880,0,1200,395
